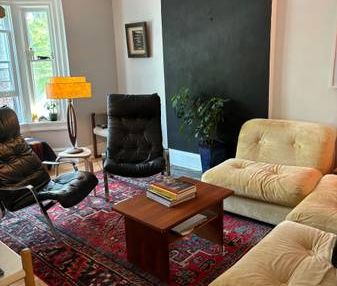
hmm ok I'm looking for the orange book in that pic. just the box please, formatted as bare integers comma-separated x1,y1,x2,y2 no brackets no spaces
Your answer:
151,177,196,194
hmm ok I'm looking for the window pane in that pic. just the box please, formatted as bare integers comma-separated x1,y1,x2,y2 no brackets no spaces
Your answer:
0,18,5,30
0,62,13,92
25,11,52,57
0,96,15,109
0,32,14,93
0,32,10,61
31,60,53,116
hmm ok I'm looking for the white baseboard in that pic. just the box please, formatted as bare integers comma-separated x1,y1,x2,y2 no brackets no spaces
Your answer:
169,149,202,171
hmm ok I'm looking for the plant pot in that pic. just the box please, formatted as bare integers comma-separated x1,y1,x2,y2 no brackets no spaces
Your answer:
49,113,58,121
199,142,227,173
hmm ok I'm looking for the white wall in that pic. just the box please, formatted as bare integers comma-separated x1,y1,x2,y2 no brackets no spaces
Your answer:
62,0,118,147
24,0,118,151
271,0,337,126
111,0,168,148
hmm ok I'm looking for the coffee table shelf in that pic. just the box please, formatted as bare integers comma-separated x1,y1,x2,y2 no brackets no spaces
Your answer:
168,209,219,242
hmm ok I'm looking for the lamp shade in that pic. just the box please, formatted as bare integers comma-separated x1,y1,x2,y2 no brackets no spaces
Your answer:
46,76,92,100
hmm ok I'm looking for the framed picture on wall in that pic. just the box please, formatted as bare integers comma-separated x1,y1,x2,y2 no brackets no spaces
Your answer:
125,22,150,58
333,34,337,88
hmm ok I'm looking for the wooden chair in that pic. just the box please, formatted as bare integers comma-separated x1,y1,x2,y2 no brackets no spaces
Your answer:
90,113,108,158
0,243,35,286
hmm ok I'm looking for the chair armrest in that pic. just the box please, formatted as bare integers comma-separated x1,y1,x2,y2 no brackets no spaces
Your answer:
0,185,34,193
42,160,78,171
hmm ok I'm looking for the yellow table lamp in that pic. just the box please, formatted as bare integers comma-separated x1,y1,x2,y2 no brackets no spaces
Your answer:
46,76,92,154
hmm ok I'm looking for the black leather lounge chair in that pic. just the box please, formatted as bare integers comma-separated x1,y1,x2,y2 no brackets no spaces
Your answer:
0,106,98,237
103,94,170,201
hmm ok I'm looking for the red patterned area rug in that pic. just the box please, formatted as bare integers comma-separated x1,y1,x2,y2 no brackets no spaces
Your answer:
0,172,273,286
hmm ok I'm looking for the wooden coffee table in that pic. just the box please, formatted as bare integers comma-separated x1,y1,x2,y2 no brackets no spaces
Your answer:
113,177,233,282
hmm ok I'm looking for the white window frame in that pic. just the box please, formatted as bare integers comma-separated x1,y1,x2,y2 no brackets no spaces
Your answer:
0,0,69,129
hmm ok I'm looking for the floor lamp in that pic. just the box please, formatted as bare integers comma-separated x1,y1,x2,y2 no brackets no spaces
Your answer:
46,77,92,154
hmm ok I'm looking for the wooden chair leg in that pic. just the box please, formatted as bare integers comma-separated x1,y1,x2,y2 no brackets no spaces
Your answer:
91,113,99,158
104,171,109,202
0,202,5,219
21,248,36,286
163,149,171,176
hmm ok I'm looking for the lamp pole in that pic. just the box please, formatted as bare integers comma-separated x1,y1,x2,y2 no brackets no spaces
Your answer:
66,99,82,154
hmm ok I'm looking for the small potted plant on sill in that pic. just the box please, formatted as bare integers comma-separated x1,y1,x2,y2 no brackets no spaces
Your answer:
45,101,58,121
171,87,231,172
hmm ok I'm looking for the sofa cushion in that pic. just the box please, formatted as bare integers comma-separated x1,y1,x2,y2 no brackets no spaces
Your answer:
202,158,322,207
209,221,337,286
236,119,336,174
287,174,337,234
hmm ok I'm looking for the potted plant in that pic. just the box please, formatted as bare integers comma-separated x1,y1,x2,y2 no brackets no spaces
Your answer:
45,101,58,121
171,87,231,172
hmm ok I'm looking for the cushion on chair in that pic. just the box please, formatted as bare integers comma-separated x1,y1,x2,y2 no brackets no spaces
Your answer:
0,107,50,191
104,94,165,177
202,158,322,207
209,221,337,286
0,107,98,214
38,171,98,208
2,171,98,211
93,126,108,138
236,119,336,174
104,156,165,177
287,174,337,234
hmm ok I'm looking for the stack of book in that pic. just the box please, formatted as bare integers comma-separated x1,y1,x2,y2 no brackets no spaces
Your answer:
146,177,196,207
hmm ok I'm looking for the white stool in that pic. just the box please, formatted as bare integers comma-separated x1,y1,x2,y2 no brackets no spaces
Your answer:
55,147,94,176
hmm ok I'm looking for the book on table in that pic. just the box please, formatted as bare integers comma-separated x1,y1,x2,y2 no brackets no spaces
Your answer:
149,177,196,200
151,177,196,193
146,191,196,207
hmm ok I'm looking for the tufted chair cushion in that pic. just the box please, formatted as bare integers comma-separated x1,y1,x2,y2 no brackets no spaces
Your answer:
209,221,337,286
236,119,336,174
104,94,165,177
0,106,50,190
202,158,322,207
287,174,337,234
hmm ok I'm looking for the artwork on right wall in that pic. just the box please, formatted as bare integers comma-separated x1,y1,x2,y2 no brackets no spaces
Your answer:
333,34,337,88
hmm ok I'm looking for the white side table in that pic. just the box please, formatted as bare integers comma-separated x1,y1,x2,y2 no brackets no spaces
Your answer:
0,242,35,286
55,147,94,176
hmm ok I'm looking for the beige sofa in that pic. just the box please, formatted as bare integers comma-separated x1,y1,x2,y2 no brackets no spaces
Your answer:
210,221,337,286
202,118,336,224
287,174,337,234
209,174,337,285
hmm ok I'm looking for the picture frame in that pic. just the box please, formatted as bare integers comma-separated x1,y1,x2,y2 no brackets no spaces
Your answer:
333,36,337,88
125,22,150,58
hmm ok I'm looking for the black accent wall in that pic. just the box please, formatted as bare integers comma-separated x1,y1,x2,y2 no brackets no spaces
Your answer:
162,0,272,155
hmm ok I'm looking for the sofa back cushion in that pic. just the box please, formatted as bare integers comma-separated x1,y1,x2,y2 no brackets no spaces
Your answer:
236,119,336,174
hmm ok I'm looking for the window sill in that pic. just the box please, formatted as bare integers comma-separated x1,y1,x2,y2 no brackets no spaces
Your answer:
20,121,68,133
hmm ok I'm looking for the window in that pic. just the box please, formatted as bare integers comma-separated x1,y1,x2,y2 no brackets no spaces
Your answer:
0,0,69,123
0,6,20,115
